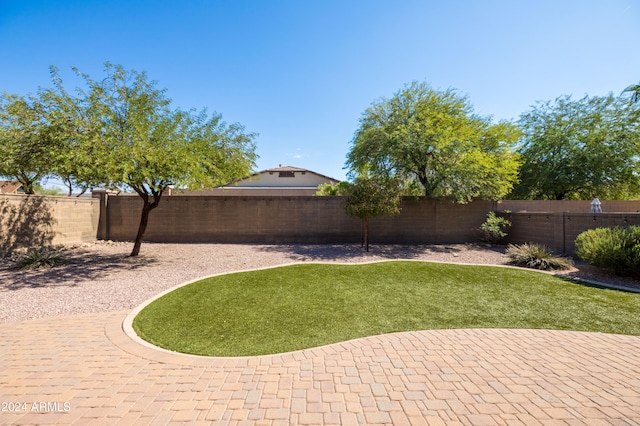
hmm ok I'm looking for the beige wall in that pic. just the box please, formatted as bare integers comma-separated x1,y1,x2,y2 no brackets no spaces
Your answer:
168,188,319,196
47,196,100,244
104,195,496,244
0,194,99,255
230,170,336,188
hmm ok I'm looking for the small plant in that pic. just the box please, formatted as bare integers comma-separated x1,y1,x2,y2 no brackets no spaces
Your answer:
575,226,640,279
478,212,511,244
15,246,67,270
506,243,574,271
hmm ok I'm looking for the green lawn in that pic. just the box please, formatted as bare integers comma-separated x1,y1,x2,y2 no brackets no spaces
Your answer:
132,262,640,356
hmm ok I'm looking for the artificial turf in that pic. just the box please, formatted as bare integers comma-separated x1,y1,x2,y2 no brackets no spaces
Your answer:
132,261,640,356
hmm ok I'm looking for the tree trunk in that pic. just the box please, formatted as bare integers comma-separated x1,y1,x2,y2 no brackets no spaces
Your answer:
364,191,370,252
64,178,73,197
130,189,163,257
18,173,38,195
22,180,36,195
130,202,153,256
364,215,370,252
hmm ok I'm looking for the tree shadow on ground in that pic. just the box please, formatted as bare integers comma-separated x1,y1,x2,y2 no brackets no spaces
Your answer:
553,262,640,292
0,247,159,291
257,243,501,262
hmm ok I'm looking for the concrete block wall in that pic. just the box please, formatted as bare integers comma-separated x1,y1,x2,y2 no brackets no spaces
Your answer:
105,196,361,243
498,199,640,213
563,213,640,253
104,196,495,245
46,196,101,244
0,194,99,255
503,212,640,255
4,193,637,256
432,199,497,243
369,199,496,244
501,213,565,253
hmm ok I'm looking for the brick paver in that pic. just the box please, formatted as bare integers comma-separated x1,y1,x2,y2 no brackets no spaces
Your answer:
1,312,640,424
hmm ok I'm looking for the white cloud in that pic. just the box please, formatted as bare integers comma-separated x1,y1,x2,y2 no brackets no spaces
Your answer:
288,148,305,159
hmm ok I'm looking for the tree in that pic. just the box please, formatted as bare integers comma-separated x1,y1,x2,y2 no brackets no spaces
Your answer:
343,174,401,252
511,94,640,200
39,68,106,196
0,93,56,194
48,63,258,256
315,181,351,196
316,178,423,197
623,82,640,104
346,81,521,202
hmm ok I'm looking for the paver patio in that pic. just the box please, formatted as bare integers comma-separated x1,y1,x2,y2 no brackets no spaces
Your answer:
1,310,640,425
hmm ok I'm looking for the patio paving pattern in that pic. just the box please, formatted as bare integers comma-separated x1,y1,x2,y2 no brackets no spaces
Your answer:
1,311,640,425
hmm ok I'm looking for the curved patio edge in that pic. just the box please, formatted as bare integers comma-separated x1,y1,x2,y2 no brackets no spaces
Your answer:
117,260,640,364
6,310,640,424
111,310,640,369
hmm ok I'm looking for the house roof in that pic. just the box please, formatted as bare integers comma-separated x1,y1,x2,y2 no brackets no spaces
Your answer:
0,180,23,194
219,165,340,188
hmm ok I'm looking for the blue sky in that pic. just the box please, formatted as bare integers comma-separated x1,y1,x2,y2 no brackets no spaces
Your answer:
1,0,639,182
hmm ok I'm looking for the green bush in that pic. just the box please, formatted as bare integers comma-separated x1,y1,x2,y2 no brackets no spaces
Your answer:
575,226,640,279
478,212,511,244
15,246,66,270
315,181,351,196
506,243,574,271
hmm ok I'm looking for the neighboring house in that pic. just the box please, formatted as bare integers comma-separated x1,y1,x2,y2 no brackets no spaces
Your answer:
0,180,24,194
169,165,340,196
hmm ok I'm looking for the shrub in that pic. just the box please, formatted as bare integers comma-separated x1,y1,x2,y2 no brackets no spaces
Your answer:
478,212,511,244
15,246,66,270
575,226,640,279
315,181,351,196
506,243,574,271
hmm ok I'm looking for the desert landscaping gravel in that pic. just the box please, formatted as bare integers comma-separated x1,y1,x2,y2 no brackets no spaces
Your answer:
1,242,637,323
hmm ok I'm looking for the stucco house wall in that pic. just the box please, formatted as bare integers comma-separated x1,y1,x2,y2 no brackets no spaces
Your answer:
169,165,340,196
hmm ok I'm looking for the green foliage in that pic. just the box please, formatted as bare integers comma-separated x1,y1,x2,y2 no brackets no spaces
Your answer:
478,212,511,244
623,82,640,104
133,262,640,356
15,246,66,270
512,94,640,200
0,94,57,194
344,175,401,218
346,81,522,201
32,182,65,196
315,181,351,196
343,174,402,251
575,227,640,279
44,63,258,255
400,178,425,197
316,179,422,197
506,243,574,271
47,64,258,193
39,68,107,196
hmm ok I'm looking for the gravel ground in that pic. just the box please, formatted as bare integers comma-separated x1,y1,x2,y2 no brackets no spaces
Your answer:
1,242,637,323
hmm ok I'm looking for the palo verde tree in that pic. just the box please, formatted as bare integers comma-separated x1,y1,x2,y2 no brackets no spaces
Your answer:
39,69,107,196
511,94,640,200
0,93,57,194
343,174,401,252
48,63,258,256
623,82,640,104
346,81,521,202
